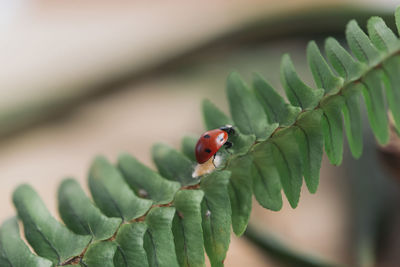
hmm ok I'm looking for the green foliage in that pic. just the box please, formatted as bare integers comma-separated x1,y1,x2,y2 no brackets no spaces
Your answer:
114,222,148,266
118,154,181,204
152,143,198,186
324,37,364,81
321,96,345,165
200,171,231,267
143,207,179,267
172,190,205,267
307,41,343,95
202,99,232,130
227,72,278,141
227,156,253,236
251,142,283,211
293,110,324,193
361,69,389,144
2,8,400,267
0,218,52,267
82,241,117,267
181,136,198,161
12,185,91,265
253,74,301,126
342,84,363,158
58,179,122,241
269,128,303,208
281,54,324,109
88,156,152,221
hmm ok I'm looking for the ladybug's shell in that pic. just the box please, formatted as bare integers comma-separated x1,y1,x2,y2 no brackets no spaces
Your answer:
195,129,228,164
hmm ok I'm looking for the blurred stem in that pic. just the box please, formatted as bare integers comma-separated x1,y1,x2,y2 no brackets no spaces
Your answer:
227,5,394,44
343,112,400,266
244,225,340,267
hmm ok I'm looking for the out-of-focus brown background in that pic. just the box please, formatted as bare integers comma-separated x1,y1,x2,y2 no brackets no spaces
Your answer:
1,1,400,266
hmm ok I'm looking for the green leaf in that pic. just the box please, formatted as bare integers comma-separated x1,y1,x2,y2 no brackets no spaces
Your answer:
228,131,256,156
227,72,278,140
307,41,344,95
396,6,400,34
202,98,255,156
227,156,253,236
253,73,301,126
172,190,205,267
82,241,117,267
200,171,231,267
202,99,233,130
251,143,283,211
144,207,179,267
58,178,122,241
181,135,198,161
88,156,152,221
321,96,345,165
280,54,324,110
118,154,181,204
346,20,382,66
367,16,400,53
12,185,91,265
152,143,198,186
269,128,303,208
382,55,400,132
361,69,389,144
324,37,364,81
114,222,149,267
342,83,363,158
293,110,324,193
0,217,52,267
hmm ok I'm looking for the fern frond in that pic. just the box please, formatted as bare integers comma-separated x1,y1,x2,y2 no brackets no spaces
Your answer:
2,8,400,267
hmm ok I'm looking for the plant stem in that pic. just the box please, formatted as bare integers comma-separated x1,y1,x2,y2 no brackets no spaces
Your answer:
244,225,342,267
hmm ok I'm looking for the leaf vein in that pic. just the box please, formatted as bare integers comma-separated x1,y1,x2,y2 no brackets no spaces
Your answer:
271,141,294,194
284,72,304,109
322,112,335,159
351,34,371,64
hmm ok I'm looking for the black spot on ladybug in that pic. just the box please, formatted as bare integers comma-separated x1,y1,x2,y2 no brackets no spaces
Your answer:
203,134,210,139
204,148,212,153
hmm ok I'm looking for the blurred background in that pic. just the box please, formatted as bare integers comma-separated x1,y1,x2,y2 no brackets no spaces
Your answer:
1,0,400,266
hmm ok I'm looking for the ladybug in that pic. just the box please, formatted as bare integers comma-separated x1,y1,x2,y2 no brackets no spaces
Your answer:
195,125,235,164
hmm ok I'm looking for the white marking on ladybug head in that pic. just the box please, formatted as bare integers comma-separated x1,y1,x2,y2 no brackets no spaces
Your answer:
218,133,225,143
205,210,211,217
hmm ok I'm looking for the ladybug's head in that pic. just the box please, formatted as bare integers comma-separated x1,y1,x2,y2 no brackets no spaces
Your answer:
219,125,235,136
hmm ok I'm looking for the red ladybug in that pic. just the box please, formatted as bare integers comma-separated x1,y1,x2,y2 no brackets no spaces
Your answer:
195,125,234,164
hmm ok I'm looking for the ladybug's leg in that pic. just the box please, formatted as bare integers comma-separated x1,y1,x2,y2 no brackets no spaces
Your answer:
224,141,233,155
212,154,217,167
224,141,233,149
